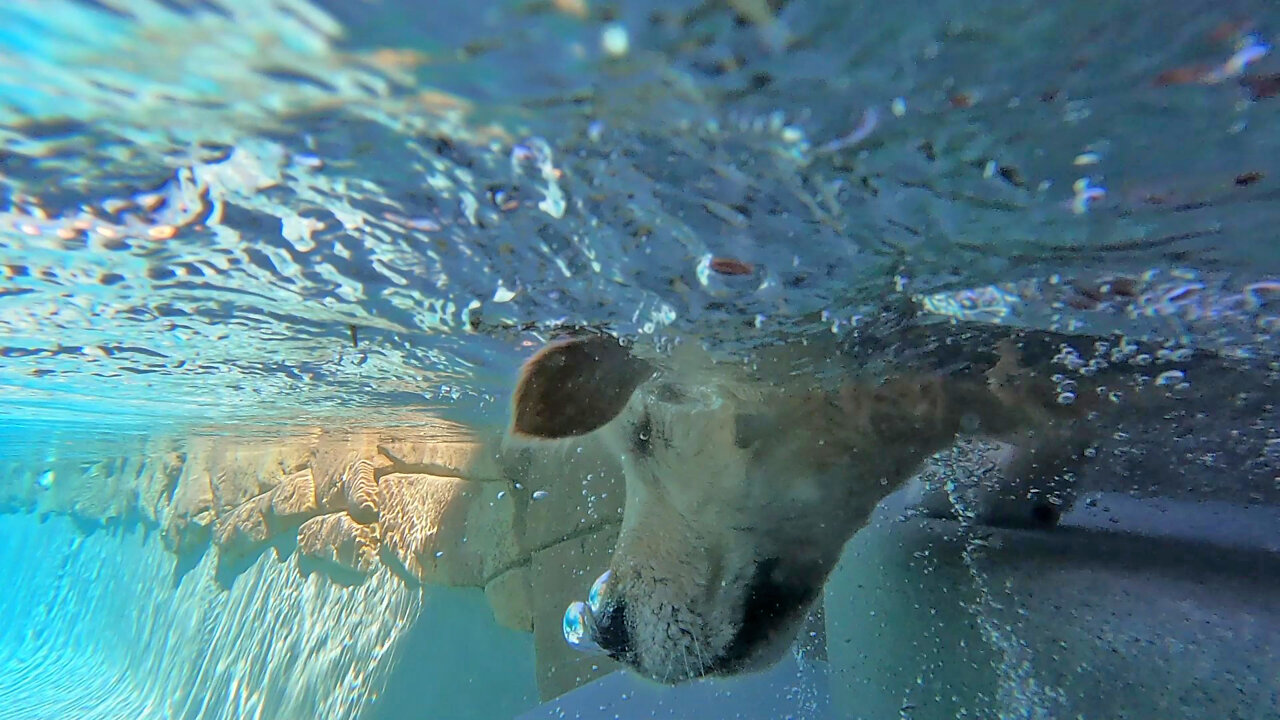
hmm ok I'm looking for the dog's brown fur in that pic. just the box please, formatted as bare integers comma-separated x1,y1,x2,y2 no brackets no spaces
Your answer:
509,324,1206,683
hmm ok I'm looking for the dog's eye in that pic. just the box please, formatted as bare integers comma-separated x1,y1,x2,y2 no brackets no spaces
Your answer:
631,410,653,456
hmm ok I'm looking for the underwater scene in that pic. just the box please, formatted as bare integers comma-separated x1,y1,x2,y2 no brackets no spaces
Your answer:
1,1,1278,718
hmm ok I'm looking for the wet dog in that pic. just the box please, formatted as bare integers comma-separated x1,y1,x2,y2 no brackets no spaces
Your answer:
508,320,1236,683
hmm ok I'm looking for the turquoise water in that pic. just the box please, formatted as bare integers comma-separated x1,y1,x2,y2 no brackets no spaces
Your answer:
2,1,1279,718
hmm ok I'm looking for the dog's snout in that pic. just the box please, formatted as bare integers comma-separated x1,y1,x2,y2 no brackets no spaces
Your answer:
564,570,633,660
593,598,632,658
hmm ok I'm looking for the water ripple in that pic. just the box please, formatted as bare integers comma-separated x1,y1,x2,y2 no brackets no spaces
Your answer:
1,0,1278,429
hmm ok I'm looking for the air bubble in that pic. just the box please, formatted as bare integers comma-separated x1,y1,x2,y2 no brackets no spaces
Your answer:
587,570,612,614
563,601,602,653
601,24,630,58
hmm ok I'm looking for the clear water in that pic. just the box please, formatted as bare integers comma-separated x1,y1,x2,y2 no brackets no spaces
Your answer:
1,1,1278,718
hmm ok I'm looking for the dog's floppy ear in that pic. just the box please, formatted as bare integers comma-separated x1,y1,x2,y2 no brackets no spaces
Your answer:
511,335,655,439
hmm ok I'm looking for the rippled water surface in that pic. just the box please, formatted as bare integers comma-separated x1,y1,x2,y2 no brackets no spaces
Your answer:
3,0,1279,432
2,1,1279,719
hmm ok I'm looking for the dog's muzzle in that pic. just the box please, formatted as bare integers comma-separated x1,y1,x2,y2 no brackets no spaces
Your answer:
563,570,631,659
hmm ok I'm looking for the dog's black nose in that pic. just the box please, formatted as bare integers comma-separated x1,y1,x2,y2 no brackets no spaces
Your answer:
564,570,634,660
593,599,632,658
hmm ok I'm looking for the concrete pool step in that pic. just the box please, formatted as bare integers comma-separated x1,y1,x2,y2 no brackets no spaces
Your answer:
0,424,629,718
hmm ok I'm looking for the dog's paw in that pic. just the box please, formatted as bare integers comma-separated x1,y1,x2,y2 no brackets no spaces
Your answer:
909,438,1074,529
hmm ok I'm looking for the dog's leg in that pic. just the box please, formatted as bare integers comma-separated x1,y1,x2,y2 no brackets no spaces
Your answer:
912,433,1087,529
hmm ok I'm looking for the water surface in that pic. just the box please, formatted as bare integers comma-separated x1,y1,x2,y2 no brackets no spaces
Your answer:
1,1,1278,718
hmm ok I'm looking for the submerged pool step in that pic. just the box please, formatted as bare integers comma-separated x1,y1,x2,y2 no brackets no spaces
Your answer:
0,512,424,720
0,515,155,720
0,646,151,720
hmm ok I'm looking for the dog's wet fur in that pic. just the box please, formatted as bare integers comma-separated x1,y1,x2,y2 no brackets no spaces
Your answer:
509,321,1241,684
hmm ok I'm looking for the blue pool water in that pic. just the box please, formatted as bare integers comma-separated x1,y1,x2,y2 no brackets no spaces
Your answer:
2,1,1279,718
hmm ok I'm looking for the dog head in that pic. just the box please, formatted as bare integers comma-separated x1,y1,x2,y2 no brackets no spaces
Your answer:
510,335,920,683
